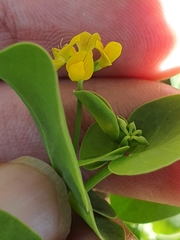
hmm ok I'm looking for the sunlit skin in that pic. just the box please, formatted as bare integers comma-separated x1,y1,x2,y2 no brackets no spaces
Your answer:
0,0,180,239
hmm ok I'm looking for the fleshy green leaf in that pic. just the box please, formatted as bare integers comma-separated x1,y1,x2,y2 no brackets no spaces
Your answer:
79,146,129,167
79,122,129,169
153,214,180,235
0,42,123,240
69,193,125,240
0,42,88,211
83,161,107,170
0,209,42,239
110,194,180,223
80,122,119,170
109,95,180,175
89,190,116,219
74,90,119,140
95,214,125,240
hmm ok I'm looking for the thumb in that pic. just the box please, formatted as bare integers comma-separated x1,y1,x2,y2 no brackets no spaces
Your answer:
0,157,71,240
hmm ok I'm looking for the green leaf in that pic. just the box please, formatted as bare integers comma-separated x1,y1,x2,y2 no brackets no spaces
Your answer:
74,90,119,140
0,42,88,211
110,194,180,223
153,214,180,235
69,193,125,240
0,42,123,240
79,121,129,170
0,209,42,239
95,214,125,240
89,190,116,219
83,161,107,170
109,95,180,175
79,146,129,167
80,123,119,170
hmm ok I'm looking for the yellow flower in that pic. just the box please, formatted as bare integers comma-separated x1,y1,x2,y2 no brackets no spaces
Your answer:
52,31,122,81
52,35,81,70
94,40,122,71
66,51,94,81
75,31,101,52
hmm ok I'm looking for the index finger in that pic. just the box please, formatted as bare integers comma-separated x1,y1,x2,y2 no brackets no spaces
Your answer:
0,0,180,80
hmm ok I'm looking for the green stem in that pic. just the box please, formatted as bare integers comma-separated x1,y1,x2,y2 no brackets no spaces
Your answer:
85,165,111,192
73,80,83,154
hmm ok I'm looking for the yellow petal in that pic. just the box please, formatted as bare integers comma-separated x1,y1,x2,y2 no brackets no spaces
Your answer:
76,32,101,52
104,42,122,63
52,35,81,63
68,62,85,81
52,59,65,71
94,47,112,71
52,48,61,59
70,33,81,45
87,33,101,51
66,51,87,68
66,51,86,81
83,51,94,80
76,32,91,51
66,51,94,81
95,40,104,50
95,41,122,71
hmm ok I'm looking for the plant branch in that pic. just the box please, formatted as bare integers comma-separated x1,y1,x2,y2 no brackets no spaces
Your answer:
73,80,83,155
85,165,111,192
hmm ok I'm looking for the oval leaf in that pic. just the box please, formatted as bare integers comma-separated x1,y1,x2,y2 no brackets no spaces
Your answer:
0,42,88,211
89,190,116,219
69,193,125,239
74,90,119,140
0,209,42,239
80,123,119,159
110,194,180,223
95,214,125,240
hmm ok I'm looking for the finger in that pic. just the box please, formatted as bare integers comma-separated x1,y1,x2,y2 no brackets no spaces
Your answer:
0,0,180,79
0,158,71,240
89,161,180,207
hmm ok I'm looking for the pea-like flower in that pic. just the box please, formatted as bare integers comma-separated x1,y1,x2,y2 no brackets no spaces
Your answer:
52,35,81,70
94,40,122,71
66,51,94,81
65,32,101,81
52,31,122,81
75,31,101,52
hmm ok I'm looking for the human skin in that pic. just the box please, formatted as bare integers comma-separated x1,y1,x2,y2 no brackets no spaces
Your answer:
0,0,180,239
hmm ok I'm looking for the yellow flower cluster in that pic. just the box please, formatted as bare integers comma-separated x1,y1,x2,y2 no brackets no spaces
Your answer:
52,31,122,82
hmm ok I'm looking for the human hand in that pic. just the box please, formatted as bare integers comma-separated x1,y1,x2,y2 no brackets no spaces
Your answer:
0,0,180,239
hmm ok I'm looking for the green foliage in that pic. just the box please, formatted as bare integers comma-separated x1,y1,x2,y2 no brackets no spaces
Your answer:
153,214,180,235
110,194,180,223
0,42,125,240
0,209,42,239
69,192,125,239
1,41,180,240
88,190,116,219
74,90,120,140
109,95,180,175
79,122,128,170
0,42,88,211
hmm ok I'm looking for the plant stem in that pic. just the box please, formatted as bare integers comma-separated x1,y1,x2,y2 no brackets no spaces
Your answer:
73,80,83,154
85,165,111,192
